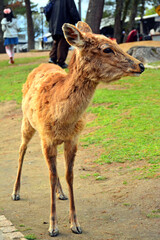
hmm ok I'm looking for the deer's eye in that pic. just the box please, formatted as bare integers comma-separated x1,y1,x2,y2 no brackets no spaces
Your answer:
103,48,114,54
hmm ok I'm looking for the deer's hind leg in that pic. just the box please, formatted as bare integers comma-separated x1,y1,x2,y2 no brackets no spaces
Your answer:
12,117,35,201
41,139,59,237
64,139,82,234
56,177,68,200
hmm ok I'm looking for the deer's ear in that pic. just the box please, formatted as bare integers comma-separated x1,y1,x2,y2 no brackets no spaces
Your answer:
77,21,92,33
62,23,85,48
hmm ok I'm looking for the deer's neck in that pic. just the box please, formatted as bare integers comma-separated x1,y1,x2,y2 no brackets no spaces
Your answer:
58,57,98,123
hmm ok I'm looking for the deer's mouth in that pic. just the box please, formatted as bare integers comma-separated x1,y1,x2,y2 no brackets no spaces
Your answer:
128,71,143,76
131,72,141,76
129,63,145,76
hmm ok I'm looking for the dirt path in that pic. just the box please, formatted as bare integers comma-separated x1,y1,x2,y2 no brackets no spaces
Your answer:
0,100,159,240
0,51,49,61
0,40,160,61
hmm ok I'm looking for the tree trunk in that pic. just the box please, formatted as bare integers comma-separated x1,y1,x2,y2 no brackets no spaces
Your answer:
0,0,5,53
78,0,81,19
25,0,34,50
140,0,145,34
121,0,130,26
114,0,123,43
86,0,104,33
127,0,140,34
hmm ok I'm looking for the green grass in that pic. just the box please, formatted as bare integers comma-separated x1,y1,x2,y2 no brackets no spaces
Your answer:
80,173,91,179
0,56,47,103
123,203,131,206
24,234,36,240
81,68,160,177
19,224,25,227
0,56,160,178
146,209,160,218
80,173,106,180
132,164,160,179
148,60,160,66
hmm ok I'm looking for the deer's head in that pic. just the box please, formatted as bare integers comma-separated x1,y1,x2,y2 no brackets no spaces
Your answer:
62,22,144,83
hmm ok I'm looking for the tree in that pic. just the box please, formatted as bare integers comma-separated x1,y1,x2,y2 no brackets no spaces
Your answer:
86,0,104,33
32,12,42,38
5,0,26,15
24,0,34,50
0,0,5,53
113,0,142,42
103,0,115,18
114,0,123,43
127,0,140,33
78,0,81,19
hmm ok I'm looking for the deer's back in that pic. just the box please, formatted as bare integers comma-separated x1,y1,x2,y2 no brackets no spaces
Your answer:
22,63,66,97
21,63,85,141
22,63,66,129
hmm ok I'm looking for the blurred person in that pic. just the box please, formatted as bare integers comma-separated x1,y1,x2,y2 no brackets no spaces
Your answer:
1,8,18,64
139,33,143,41
126,29,138,43
120,29,126,43
48,0,80,68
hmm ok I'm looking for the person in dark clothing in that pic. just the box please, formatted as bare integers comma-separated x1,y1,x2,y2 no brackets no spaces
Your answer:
48,0,80,68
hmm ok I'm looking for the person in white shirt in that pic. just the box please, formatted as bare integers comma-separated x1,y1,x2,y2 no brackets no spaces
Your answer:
1,8,18,64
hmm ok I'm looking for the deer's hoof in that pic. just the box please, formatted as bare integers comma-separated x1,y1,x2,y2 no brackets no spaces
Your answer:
57,193,68,200
48,228,59,237
71,226,82,234
12,193,20,201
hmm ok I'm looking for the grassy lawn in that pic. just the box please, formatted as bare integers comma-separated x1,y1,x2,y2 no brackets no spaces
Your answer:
0,56,47,103
0,56,159,179
82,68,160,178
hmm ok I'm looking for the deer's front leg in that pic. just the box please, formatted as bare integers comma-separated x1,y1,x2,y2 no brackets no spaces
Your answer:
64,139,82,234
42,141,59,237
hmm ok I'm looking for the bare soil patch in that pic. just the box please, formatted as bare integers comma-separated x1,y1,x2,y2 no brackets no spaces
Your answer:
0,101,159,240
1,40,160,61
0,51,50,61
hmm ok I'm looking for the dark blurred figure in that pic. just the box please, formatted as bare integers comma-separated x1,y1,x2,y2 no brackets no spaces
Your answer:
120,29,126,43
48,0,80,68
139,33,143,41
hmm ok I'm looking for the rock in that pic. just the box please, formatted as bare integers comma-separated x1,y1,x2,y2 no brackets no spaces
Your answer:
127,46,160,63
0,220,13,227
0,226,16,233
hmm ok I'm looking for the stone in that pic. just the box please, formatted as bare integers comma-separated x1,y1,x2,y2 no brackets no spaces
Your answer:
3,231,24,240
0,216,7,222
1,226,16,233
0,220,13,228
127,46,160,63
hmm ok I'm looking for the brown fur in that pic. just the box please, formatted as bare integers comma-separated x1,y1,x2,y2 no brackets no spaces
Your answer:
12,22,144,236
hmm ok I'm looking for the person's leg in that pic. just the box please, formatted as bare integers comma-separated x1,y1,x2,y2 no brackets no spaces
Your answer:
49,35,59,63
57,36,70,68
5,45,14,64
10,44,14,63
5,45,12,63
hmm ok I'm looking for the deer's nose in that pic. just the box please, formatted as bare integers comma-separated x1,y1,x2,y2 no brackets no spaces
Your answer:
139,63,145,73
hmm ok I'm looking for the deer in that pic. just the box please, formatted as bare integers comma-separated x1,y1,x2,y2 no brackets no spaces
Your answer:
11,21,145,237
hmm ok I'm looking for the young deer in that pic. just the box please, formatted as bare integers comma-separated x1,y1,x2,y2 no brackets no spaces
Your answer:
12,21,144,237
